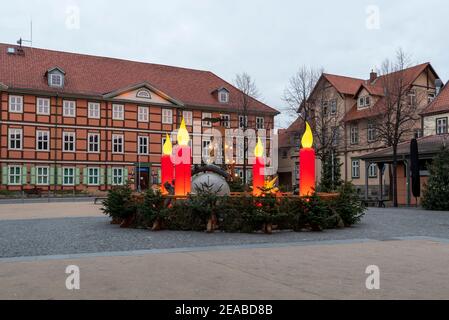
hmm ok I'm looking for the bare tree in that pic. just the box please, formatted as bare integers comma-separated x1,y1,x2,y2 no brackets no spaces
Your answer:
283,66,323,121
234,72,260,186
371,49,427,207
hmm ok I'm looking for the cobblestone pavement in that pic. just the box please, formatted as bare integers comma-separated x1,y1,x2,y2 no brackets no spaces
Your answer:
0,204,448,258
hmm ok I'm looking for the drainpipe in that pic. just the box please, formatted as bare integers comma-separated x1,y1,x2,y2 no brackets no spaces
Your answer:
404,157,411,206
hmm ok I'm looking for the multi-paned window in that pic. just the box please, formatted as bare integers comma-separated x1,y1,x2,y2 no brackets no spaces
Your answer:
331,127,339,146
202,113,212,127
408,90,417,106
428,92,436,103
350,125,359,145
112,134,124,153
37,98,50,115
162,109,173,124
63,132,76,152
87,167,100,186
8,166,22,185
436,117,448,135
368,163,378,178
112,167,124,185
112,104,124,120
367,123,376,142
239,115,248,129
63,167,75,186
36,167,49,185
220,114,231,128
202,139,211,160
138,106,149,122
36,130,50,151
330,99,337,115
256,117,265,129
8,128,22,150
351,160,360,179
9,95,23,113
88,133,100,153
50,73,63,87
219,90,229,103
358,96,370,108
88,102,100,119
183,111,193,126
138,136,149,155
63,100,76,117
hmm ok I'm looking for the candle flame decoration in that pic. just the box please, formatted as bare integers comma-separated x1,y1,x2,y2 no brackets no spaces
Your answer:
254,137,264,157
163,134,172,155
302,122,313,148
177,118,190,146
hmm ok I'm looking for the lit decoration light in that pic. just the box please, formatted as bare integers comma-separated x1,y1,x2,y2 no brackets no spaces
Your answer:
264,177,279,194
300,122,316,197
174,118,191,196
161,134,174,195
253,137,265,196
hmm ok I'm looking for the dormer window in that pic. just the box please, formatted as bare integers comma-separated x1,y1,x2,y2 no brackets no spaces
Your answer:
218,89,229,103
47,67,65,88
358,96,371,108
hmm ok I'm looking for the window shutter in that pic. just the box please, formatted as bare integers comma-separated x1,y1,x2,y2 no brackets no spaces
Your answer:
83,168,88,185
22,166,28,185
107,168,112,185
57,167,63,185
30,167,36,185
100,168,105,185
124,168,129,184
1,165,8,185
49,166,56,185
75,168,80,185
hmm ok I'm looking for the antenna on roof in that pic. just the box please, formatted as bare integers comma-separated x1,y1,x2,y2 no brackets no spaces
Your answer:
17,20,33,49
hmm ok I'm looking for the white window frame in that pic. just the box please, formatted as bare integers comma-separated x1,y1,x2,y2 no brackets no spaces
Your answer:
63,100,76,117
9,95,23,113
8,165,22,185
256,117,265,129
87,167,100,186
202,112,212,127
162,109,173,124
112,104,124,120
63,132,76,152
8,128,23,150
202,139,211,159
138,136,149,155
219,90,229,103
436,117,448,135
330,99,337,115
112,134,124,154
428,92,436,103
408,89,417,106
368,163,378,178
88,133,100,153
138,106,149,122
50,73,63,88
112,167,124,186
88,102,100,119
36,166,50,186
63,167,75,186
183,111,193,126
37,98,50,115
351,160,360,179
220,114,231,128
36,130,50,151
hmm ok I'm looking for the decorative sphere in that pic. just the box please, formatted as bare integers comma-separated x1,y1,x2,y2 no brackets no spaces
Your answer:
191,172,231,196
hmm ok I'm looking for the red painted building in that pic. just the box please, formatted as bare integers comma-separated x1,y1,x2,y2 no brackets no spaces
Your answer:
0,44,278,193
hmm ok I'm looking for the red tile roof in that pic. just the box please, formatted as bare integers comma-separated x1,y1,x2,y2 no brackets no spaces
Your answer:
344,63,435,122
322,74,364,96
0,43,278,114
421,82,449,116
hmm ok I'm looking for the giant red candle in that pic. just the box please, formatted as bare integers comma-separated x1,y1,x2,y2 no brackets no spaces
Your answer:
253,137,265,196
300,122,316,197
161,134,174,195
174,118,191,196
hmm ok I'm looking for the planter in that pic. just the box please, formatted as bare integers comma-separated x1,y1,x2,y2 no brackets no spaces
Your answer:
120,214,136,228
206,214,218,233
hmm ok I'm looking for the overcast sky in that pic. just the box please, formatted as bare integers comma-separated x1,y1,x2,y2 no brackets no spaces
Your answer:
1,0,448,128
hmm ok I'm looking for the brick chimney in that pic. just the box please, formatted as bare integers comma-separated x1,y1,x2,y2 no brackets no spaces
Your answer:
370,70,377,83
